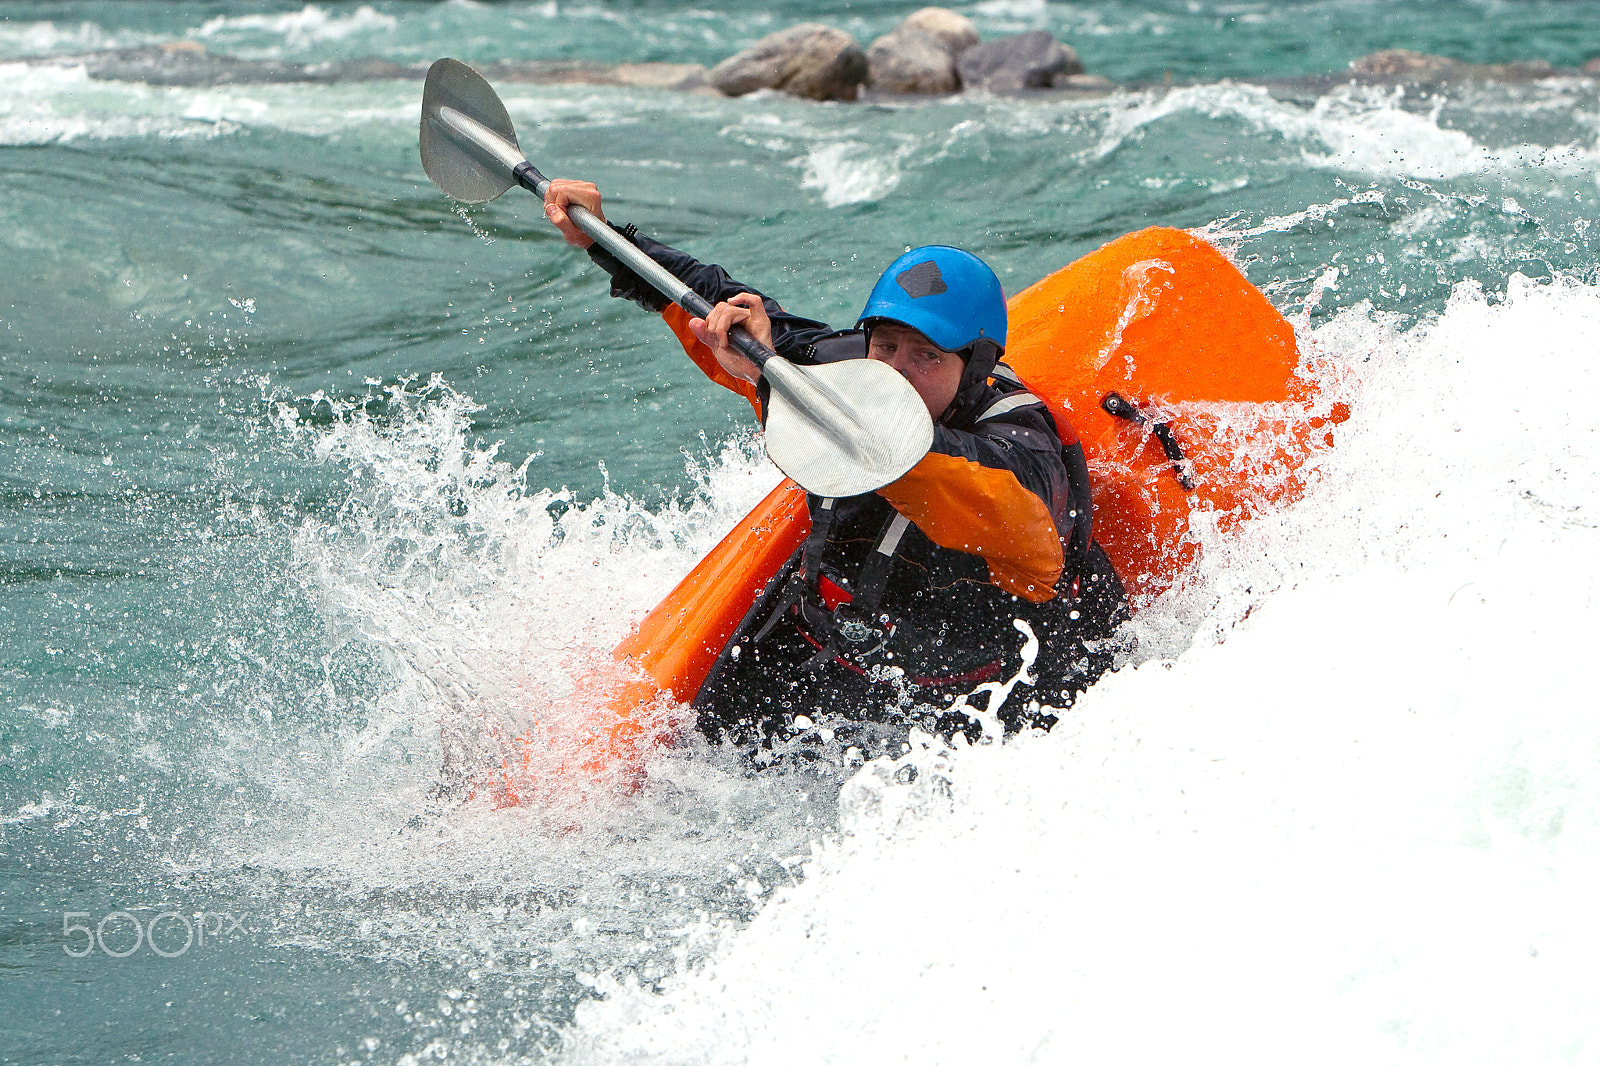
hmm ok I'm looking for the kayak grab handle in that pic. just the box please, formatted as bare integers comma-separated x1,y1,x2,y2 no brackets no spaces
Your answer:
1101,392,1196,491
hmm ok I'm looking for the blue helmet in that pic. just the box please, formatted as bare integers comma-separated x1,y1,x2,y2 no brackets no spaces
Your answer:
856,246,1007,354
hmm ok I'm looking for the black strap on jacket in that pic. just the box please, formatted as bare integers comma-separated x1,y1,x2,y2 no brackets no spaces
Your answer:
975,370,1095,555
751,495,838,645
751,496,912,668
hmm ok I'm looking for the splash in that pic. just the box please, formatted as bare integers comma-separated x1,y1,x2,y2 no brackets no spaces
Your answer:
192,4,398,55
1095,256,1175,373
0,17,152,58
798,141,905,208
274,374,780,812
1090,81,1600,183
561,272,1600,1063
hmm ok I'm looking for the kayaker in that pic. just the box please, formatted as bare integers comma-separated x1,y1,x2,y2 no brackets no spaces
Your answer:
545,180,1127,760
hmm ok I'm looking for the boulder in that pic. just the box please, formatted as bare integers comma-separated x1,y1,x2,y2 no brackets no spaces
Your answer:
710,23,868,101
867,28,960,94
1348,49,1465,78
867,7,980,94
900,7,979,57
1053,71,1114,91
481,59,707,91
612,63,709,92
1350,50,1561,82
1479,58,1555,80
956,30,1082,93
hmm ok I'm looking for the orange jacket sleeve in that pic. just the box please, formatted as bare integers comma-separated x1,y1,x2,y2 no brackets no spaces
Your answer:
877,427,1067,603
659,304,764,416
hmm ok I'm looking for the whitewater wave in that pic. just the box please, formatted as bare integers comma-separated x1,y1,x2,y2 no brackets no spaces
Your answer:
798,140,906,208
0,62,424,144
272,374,786,804
0,17,155,58
1090,80,1600,183
190,3,398,55
560,272,1600,1063
0,62,231,144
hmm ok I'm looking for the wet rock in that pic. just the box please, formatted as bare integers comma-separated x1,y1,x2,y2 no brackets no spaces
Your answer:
484,59,707,91
1348,49,1466,78
1053,72,1115,91
710,23,868,101
868,28,960,94
612,63,710,92
66,43,347,85
1348,49,1563,83
1479,58,1555,81
327,57,416,81
48,46,708,91
899,7,980,58
956,30,1082,94
866,7,978,94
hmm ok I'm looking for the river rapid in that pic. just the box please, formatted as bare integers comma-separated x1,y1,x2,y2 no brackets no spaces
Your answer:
2,2,1598,1064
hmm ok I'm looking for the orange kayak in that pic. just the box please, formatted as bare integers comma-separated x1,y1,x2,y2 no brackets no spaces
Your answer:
518,227,1349,789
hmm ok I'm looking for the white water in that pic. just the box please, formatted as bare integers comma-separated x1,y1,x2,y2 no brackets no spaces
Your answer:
1091,80,1600,183
7,4,1600,1062
555,274,1600,1063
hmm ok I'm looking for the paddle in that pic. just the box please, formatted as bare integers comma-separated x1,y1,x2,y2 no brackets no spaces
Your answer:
418,57,933,498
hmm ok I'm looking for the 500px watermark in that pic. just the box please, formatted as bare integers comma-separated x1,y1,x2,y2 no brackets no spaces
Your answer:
61,910,249,958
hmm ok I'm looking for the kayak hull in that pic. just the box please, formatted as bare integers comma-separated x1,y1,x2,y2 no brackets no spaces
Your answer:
586,227,1348,777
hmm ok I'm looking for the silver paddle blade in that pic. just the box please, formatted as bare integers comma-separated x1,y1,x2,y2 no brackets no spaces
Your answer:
416,56,934,497
420,58,523,203
762,357,934,497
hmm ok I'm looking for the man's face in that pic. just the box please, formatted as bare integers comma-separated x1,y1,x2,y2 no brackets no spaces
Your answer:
866,322,964,420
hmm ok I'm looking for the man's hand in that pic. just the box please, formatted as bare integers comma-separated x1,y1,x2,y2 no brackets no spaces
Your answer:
689,293,772,385
543,179,605,248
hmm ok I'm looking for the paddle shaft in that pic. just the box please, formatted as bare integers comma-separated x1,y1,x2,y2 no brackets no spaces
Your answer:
428,106,775,370
424,89,933,496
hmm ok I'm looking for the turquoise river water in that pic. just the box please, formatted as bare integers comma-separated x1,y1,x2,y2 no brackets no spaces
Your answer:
3,2,1599,1064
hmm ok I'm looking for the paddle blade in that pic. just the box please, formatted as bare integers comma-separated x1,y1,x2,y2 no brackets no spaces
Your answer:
420,58,522,203
762,358,934,497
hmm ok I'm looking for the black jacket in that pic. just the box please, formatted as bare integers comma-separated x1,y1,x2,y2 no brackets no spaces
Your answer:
588,229,1125,740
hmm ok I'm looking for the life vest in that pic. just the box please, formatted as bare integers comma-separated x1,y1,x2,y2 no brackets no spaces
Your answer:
564,225,1340,785
724,357,1099,688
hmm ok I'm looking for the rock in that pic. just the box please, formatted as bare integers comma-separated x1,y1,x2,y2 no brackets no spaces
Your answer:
1479,58,1554,80
1348,49,1466,78
1347,49,1562,83
323,57,415,81
483,59,706,90
956,30,1082,94
1348,50,1569,83
899,7,979,57
612,63,709,92
710,23,868,101
867,7,981,94
1586,56,1600,75
784,41,868,100
1053,71,1114,91
867,28,960,94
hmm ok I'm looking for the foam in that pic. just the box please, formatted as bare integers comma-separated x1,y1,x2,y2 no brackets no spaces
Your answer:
798,141,904,208
0,18,154,58
273,374,786,805
1091,81,1600,182
0,63,417,144
177,377,824,1033
559,273,1600,1062
971,0,1051,20
192,4,399,54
